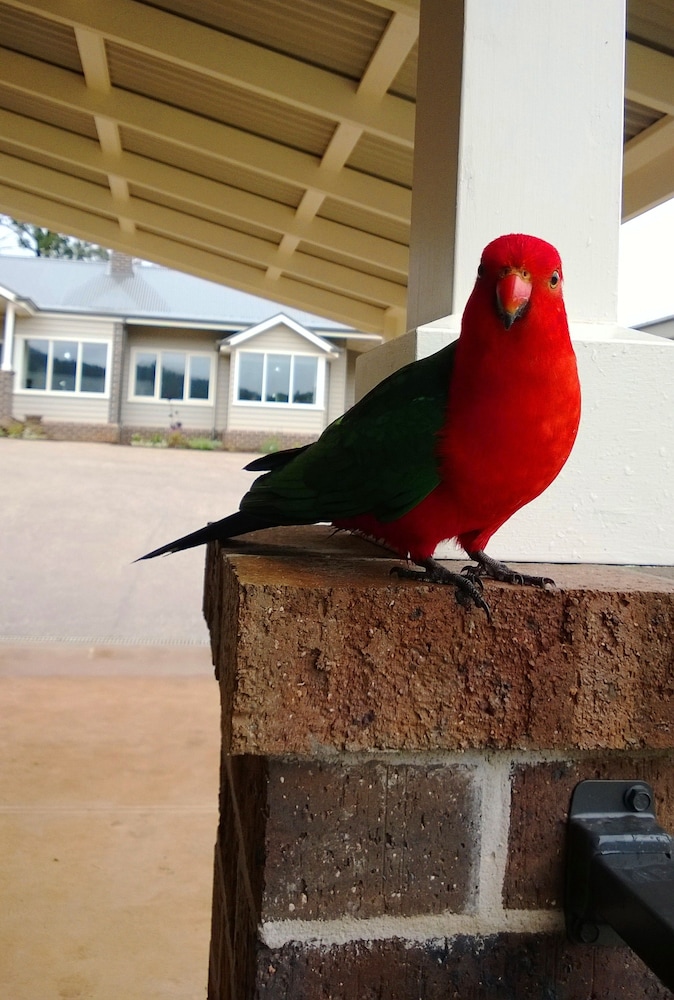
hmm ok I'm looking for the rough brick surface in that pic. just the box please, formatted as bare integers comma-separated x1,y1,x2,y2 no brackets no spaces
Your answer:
222,430,316,452
209,756,267,1000
253,935,669,999
0,369,13,421
204,529,674,1000
204,527,674,755
505,754,674,910
43,420,121,443
263,759,478,920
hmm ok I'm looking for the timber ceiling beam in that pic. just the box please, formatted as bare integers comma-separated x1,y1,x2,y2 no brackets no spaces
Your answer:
2,0,415,146
0,110,408,276
265,8,417,282
623,41,674,217
0,151,406,308
0,48,411,224
0,183,388,332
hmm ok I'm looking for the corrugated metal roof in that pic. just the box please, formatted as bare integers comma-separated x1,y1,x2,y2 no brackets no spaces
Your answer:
0,254,354,330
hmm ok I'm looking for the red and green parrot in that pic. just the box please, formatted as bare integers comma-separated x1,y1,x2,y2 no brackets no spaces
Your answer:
139,233,581,619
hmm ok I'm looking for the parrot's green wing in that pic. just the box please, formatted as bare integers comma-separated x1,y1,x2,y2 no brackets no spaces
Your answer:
240,341,456,525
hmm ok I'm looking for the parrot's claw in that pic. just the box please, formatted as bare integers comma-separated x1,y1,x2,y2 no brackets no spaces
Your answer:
391,559,492,621
463,550,555,589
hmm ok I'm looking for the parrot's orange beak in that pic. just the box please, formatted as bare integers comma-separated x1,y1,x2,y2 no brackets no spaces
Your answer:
496,270,532,329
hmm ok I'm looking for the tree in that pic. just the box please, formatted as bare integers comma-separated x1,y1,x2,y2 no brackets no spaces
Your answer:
1,218,109,259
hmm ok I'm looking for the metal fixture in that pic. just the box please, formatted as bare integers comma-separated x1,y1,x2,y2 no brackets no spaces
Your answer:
565,779,674,989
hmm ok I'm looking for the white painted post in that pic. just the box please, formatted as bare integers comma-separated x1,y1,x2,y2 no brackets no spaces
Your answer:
356,0,674,564
1,300,16,372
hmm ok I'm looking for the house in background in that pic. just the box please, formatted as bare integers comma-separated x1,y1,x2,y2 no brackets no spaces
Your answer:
0,253,381,448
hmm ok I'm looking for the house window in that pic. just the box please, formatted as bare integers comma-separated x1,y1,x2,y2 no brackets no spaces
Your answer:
131,350,213,403
236,352,321,406
22,338,108,394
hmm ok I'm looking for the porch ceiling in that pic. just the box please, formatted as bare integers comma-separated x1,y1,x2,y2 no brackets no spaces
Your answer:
0,0,671,335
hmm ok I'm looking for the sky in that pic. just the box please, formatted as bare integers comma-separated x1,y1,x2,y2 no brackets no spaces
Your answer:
2,199,673,328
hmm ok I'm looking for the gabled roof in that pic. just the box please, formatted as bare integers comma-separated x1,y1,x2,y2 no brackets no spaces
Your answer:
0,254,354,331
220,314,340,355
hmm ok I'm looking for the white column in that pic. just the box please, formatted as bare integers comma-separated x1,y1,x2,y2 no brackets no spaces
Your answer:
1,300,16,372
409,0,626,330
356,0,674,564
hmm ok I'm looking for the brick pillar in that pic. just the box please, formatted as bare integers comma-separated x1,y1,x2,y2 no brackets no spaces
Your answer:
203,526,674,999
0,368,14,422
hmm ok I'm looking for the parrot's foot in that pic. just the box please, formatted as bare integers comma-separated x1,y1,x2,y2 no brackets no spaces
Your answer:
392,557,492,621
463,549,555,589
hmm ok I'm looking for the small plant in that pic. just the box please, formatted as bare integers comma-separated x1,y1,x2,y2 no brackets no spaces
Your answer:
188,436,222,451
167,430,189,448
260,436,281,455
6,420,26,438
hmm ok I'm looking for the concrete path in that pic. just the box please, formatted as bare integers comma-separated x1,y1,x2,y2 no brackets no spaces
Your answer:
0,439,259,997
0,438,258,645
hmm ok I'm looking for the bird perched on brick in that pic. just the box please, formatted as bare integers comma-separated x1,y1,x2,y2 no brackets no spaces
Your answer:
138,233,581,619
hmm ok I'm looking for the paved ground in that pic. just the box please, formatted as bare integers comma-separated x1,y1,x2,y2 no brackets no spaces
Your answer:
0,438,258,645
1,672,220,1000
0,440,258,997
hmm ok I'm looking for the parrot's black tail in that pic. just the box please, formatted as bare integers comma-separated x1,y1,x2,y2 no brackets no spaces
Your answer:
135,511,272,561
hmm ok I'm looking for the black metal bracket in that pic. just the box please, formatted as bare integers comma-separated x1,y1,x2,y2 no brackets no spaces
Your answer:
565,779,674,990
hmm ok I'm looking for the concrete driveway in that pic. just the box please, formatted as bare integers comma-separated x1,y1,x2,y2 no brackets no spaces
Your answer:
0,438,258,645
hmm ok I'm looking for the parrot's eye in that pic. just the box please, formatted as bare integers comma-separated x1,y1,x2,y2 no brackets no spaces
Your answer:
477,264,485,277
550,270,560,287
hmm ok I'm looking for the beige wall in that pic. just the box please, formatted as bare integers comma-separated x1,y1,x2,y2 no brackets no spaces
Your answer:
121,327,220,432
226,323,337,439
12,314,114,423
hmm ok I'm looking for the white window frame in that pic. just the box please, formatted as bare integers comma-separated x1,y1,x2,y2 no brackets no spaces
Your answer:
233,350,326,409
17,335,111,397
129,348,215,405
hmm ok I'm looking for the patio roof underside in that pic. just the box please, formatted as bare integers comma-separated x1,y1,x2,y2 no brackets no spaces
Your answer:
0,0,672,335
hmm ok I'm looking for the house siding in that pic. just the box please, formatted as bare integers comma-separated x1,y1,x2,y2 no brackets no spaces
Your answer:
12,315,115,423
0,259,374,445
326,350,347,426
121,327,220,432
226,323,333,442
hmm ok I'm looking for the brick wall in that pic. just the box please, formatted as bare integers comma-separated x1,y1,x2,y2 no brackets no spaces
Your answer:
203,526,674,999
222,429,317,453
42,421,121,443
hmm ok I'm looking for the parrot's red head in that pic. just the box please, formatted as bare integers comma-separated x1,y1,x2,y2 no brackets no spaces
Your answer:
475,234,564,331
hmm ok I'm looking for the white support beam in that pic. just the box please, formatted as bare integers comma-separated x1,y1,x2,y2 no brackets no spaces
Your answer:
0,48,411,224
406,0,625,329
0,183,388,333
4,0,414,146
0,109,408,275
1,301,16,372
